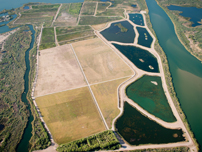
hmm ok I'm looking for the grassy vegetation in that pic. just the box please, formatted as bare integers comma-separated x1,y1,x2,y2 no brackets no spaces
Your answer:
115,23,128,32
36,87,105,144
56,26,92,35
0,26,31,151
57,30,94,42
81,2,96,15
57,130,121,152
141,0,199,149
97,2,111,12
128,147,189,152
32,4,60,9
69,3,82,15
59,35,97,45
40,27,55,50
96,8,124,17
57,3,70,18
156,0,202,61
79,16,122,25
91,78,130,128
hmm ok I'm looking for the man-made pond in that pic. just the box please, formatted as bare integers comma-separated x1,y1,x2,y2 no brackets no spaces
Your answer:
115,102,185,145
23,6,30,10
0,125,5,131
112,43,159,73
146,0,202,150
136,26,153,48
129,14,144,26
101,21,135,43
167,5,202,27
126,75,176,122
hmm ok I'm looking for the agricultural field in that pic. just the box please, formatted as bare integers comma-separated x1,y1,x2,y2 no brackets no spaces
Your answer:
72,38,134,84
69,3,82,15
96,8,125,17
14,4,59,24
56,26,92,35
39,27,56,50
91,77,130,128
55,3,78,26
81,2,97,15
35,45,87,97
35,87,106,144
79,16,122,25
97,2,111,13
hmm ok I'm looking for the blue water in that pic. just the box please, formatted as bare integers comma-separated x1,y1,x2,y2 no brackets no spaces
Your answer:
23,6,30,9
0,13,17,33
131,5,137,8
167,5,202,27
129,14,145,26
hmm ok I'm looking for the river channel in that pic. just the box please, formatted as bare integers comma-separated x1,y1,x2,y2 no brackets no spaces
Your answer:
146,0,202,150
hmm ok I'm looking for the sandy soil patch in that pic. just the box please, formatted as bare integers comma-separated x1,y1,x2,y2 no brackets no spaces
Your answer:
35,44,87,97
91,77,130,129
56,13,78,26
36,87,106,144
91,23,107,31
72,38,134,84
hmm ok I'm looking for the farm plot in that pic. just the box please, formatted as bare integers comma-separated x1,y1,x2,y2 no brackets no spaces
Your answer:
55,3,78,26
72,38,134,84
97,2,111,13
35,87,106,144
56,26,92,35
91,77,130,128
35,44,87,97
57,30,94,42
81,2,97,15
79,16,122,25
39,27,56,50
96,8,124,17
15,4,59,24
69,3,82,15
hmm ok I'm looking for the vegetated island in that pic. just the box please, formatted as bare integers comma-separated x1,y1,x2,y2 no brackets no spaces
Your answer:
115,23,128,32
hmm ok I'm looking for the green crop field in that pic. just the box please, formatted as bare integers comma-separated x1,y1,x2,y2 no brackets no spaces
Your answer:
96,8,124,17
35,87,106,144
56,26,92,35
40,27,55,50
97,2,110,13
81,2,97,15
69,3,82,15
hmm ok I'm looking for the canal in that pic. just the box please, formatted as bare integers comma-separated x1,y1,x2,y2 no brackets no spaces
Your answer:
146,0,202,150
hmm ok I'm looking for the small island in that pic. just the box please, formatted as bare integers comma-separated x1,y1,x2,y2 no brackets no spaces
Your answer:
114,23,128,32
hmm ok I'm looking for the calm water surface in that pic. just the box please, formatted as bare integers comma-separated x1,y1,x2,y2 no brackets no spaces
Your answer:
146,0,202,150
126,75,176,122
129,14,144,26
167,5,202,27
136,26,153,48
115,102,184,145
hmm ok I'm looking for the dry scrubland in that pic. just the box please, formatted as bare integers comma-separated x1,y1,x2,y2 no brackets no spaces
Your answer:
35,44,86,97
72,38,134,84
91,78,130,128
35,87,105,144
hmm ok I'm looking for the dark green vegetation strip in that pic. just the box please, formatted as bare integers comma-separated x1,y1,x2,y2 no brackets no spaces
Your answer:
114,23,128,32
116,102,185,145
40,27,55,50
79,16,122,25
59,35,97,46
96,8,124,17
57,30,94,42
129,147,189,152
69,3,82,15
32,4,60,9
56,26,92,35
156,0,202,61
28,27,51,150
57,130,121,152
81,2,96,15
0,26,31,151
126,75,176,122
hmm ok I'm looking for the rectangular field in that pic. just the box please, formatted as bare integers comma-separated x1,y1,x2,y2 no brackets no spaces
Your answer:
69,3,82,15
81,2,97,15
35,45,87,97
72,38,134,84
96,8,124,17
97,2,110,13
56,26,92,35
91,78,129,128
57,30,94,42
40,27,55,50
36,87,106,144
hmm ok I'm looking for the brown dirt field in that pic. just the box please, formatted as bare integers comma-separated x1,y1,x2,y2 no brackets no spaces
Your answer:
35,44,87,97
35,87,106,144
56,13,78,25
91,23,107,31
72,38,134,84
91,77,129,129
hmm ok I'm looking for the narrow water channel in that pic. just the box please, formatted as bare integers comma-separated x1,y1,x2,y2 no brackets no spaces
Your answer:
146,0,202,150
16,25,35,152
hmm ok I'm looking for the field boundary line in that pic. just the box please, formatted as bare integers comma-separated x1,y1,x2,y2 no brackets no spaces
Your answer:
35,85,88,98
51,4,62,27
70,44,109,130
54,27,59,46
90,75,133,86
